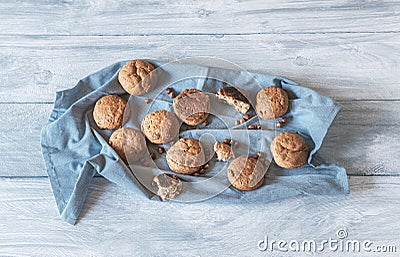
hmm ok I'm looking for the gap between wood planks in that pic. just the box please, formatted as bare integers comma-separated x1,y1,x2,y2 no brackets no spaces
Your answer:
1,33,399,101
1,31,400,37
2,0,400,36
0,174,399,179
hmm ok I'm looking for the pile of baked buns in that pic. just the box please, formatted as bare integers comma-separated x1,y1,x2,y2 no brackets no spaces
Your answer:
92,60,309,200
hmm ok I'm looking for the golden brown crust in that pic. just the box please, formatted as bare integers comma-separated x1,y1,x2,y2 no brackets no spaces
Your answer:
166,157,200,174
166,138,206,174
173,89,210,126
216,86,251,114
108,128,146,163
152,173,182,200
141,110,180,144
118,60,157,95
93,94,127,130
227,156,265,190
255,86,289,119
214,141,234,161
270,132,309,169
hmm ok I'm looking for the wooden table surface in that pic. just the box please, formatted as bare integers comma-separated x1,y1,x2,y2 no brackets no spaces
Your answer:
1,1,399,256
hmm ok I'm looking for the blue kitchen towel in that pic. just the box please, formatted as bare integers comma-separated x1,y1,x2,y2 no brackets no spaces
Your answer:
41,60,349,225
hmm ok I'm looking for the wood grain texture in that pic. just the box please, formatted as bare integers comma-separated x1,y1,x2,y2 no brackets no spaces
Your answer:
0,176,399,256
1,1,399,255
319,100,400,175
0,104,51,177
1,0,400,35
1,101,399,177
0,33,399,102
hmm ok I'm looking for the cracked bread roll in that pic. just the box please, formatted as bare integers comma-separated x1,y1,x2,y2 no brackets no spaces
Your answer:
166,138,206,174
270,132,309,169
141,110,180,144
214,141,234,161
216,86,250,114
227,156,265,190
118,59,157,95
152,173,183,201
256,86,289,120
173,89,210,126
108,128,146,163
93,94,127,130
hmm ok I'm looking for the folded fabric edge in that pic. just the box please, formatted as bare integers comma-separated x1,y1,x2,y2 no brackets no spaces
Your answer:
60,162,96,225
40,124,67,219
41,121,98,225
318,163,350,195
309,102,343,162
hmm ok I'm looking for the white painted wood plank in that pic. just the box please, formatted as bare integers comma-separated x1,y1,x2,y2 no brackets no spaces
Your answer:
0,176,399,256
319,101,400,175
1,0,400,35
1,102,399,177
0,33,399,102
0,104,51,177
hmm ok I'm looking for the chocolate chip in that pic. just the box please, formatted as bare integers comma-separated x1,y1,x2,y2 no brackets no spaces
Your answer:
234,120,240,126
256,124,261,130
166,88,172,94
243,114,250,120
144,98,151,104
276,122,283,128
281,117,287,123
248,125,256,129
158,147,165,154
168,92,175,98
223,138,231,145
150,152,156,160
239,118,245,124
